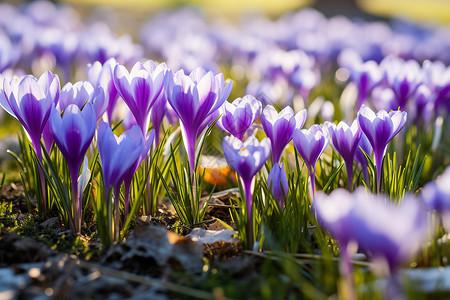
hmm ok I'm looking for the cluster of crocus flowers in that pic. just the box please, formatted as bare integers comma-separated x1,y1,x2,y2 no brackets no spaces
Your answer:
223,136,271,248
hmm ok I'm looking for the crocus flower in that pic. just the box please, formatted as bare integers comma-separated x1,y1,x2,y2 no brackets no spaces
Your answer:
261,105,307,164
357,105,407,193
422,166,450,232
98,121,144,196
217,95,262,141
293,124,329,198
113,60,166,140
0,71,60,212
166,67,233,174
267,162,289,209
0,71,59,160
49,102,96,234
327,119,362,191
314,188,428,273
223,135,271,248
59,81,107,120
87,58,119,124
49,103,96,184
97,121,144,240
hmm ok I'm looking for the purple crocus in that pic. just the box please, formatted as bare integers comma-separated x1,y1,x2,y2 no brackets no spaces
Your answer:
0,71,60,212
223,135,271,248
0,71,59,160
327,119,362,191
97,121,144,240
87,58,119,125
217,95,262,141
267,162,289,209
113,60,166,140
422,167,450,232
59,81,107,120
293,124,329,198
357,105,407,193
165,67,233,174
315,188,428,273
49,102,97,234
260,105,307,165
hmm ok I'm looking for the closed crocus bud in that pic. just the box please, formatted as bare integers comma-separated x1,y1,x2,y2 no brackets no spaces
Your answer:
223,135,271,248
357,105,407,193
293,124,329,198
49,102,97,234
261,105,307,165
422,167,450,232
327,119,362,191
217,95,262,141
98,121,144,195
267,162,289,209
166,67,232,174
97,121,145,243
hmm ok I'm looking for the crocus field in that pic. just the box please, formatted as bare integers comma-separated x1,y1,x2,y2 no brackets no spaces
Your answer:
0,1,449,299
